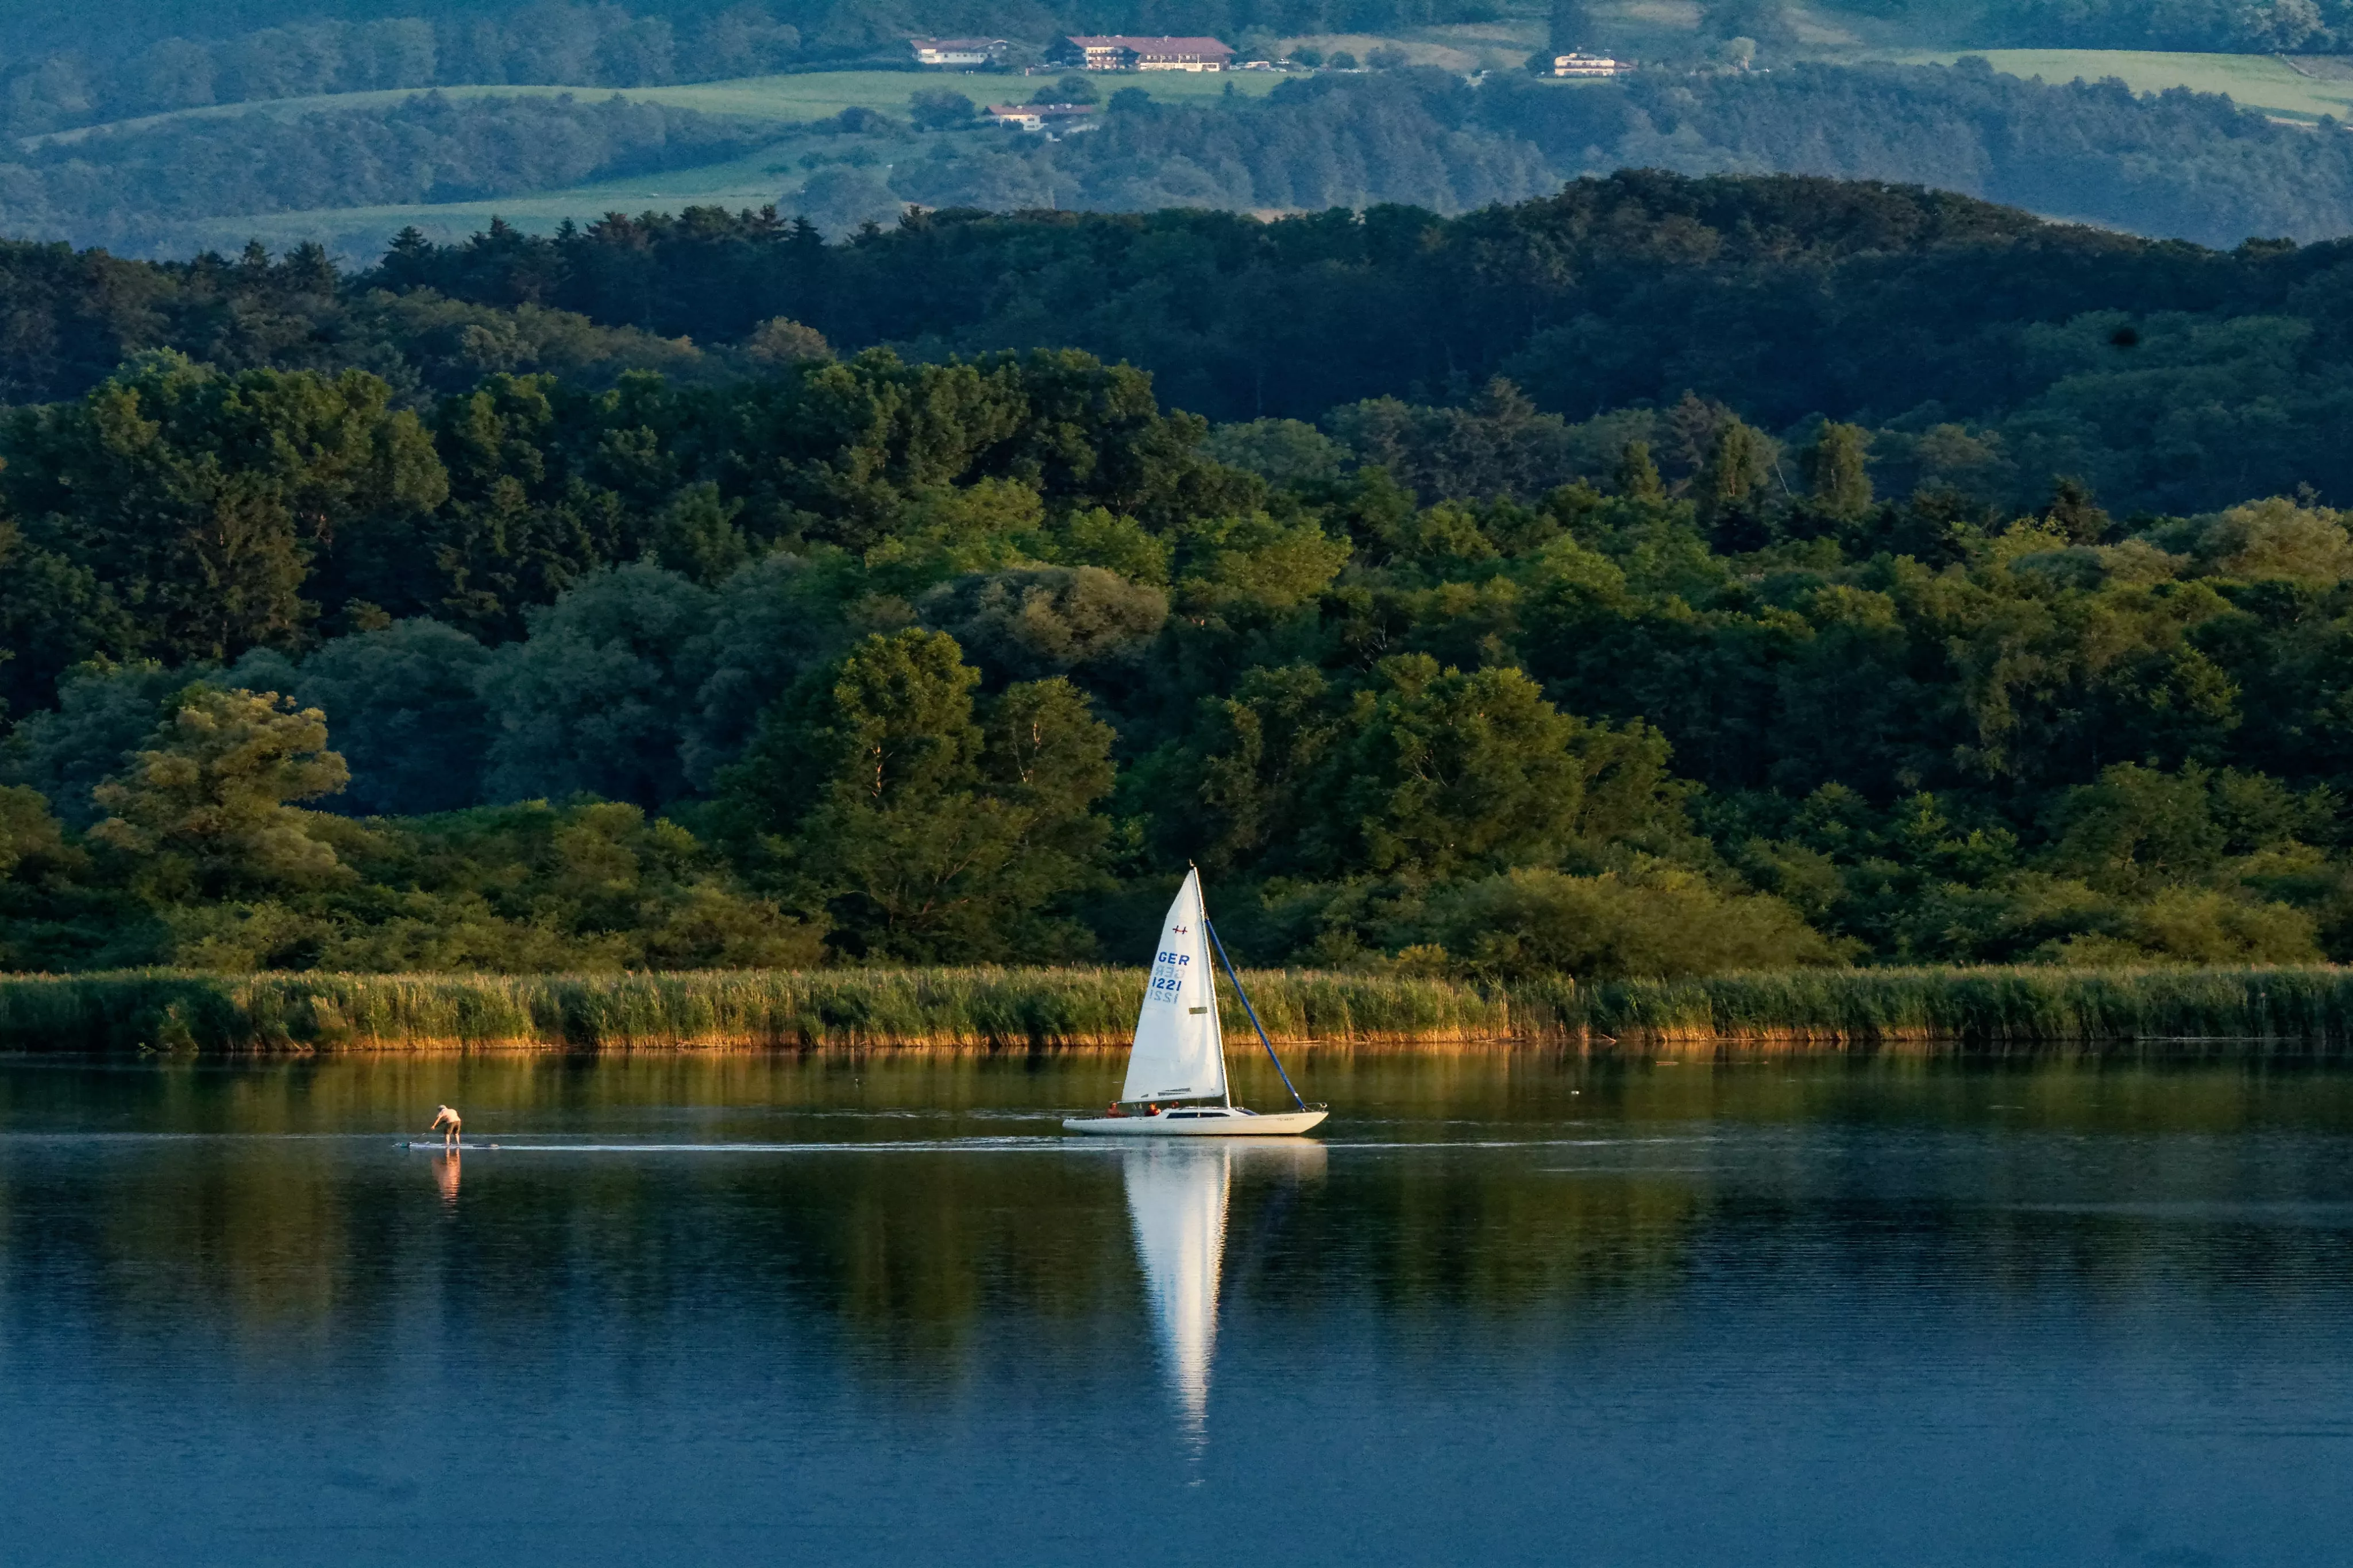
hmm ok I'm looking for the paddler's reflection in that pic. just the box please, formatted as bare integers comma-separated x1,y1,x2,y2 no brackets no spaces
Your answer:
433,1148,461,1206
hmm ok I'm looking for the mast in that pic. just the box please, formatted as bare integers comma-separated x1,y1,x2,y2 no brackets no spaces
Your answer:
1193,864,1233,1108
1199,886,1311,1114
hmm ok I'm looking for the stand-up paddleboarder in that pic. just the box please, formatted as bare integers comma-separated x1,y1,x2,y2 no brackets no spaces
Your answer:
430,1104,462,1148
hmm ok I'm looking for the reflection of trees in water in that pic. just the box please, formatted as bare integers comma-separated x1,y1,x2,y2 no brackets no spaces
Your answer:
89,1144,358,1355
8,1056,2353,1382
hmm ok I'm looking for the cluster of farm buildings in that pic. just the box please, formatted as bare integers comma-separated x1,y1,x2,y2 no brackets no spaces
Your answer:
908,36,1632,79
908,36,1239,71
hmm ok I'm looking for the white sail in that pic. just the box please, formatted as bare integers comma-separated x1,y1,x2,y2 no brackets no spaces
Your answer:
1123,1144,1233,1438
1118,868,1226,1105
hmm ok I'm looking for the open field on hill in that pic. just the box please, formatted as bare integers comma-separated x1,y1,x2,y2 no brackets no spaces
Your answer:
171,138,812,257
1880,48,2353,121
22,67,1286,152
1274,20,1547,72
43,66,1291,256
11,967,2353,1056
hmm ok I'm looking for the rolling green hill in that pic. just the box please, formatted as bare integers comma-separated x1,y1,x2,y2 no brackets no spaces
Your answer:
25,67,1293,255
24,67,1286,151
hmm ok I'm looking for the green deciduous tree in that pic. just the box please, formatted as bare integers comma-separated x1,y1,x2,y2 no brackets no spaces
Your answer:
1800,421,1873,523
292,619,496,816
1693,416,1778,546
0,785,72,885
1613,440,1664,503
909,87,977,129
1334,655,1673,879
1177,654,1681,885
917,566,1168,682
723,628,1115,960
1431,864,1839,980
0,519,134,719
90,686,350,901
479,563,717,809
3,660,191,828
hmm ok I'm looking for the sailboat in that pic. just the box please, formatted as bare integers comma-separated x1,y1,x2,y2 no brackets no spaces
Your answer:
1062,866,1329,1136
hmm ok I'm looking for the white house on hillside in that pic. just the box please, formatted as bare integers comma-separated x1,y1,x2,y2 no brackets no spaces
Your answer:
909,37,1007,66
987,103,1101,132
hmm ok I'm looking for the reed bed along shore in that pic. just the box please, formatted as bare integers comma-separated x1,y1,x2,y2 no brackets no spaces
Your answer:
0,967,1520,1055
6,964,2353,1055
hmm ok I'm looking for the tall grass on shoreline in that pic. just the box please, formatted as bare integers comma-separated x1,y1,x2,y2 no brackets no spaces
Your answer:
1571,967,2353,1053
2,965,2352,1055
0,967,1517,1054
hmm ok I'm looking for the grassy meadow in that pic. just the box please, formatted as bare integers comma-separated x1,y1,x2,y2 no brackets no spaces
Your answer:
1878,49,2353,121
8,965,2353,1056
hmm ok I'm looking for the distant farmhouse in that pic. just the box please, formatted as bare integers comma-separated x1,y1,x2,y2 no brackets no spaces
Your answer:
1051,35,1235,71
1550,52,1629,77
986,103,1101,132
909,37,1007,66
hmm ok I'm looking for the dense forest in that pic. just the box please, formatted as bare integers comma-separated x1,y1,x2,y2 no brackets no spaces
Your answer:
6,175,2353,980
9,169,2353,506
333,171,2353,515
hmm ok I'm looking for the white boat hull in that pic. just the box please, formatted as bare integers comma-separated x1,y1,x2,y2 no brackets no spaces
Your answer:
1063,1108,1329,1137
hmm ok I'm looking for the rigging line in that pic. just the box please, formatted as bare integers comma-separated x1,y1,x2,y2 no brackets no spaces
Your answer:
1204,916,1309,1111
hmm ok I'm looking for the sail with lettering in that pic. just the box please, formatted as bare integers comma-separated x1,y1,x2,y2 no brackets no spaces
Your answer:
1118,867,1226,1106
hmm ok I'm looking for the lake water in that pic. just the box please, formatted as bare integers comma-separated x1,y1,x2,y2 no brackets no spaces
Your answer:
3,1050,2352,1566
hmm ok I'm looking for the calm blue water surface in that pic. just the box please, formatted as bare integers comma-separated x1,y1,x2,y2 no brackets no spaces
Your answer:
2,1051,2351,1567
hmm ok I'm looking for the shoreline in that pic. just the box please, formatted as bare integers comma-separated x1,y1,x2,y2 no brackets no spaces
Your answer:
7,965,2353,1055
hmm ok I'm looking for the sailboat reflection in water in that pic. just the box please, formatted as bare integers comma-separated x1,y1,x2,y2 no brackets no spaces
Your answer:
1122,1140,1327,1452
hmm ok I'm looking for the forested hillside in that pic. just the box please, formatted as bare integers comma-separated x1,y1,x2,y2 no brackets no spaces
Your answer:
9,171,2353,511
344,171,2353,515
889,63,2353,250
6,174,2353,980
